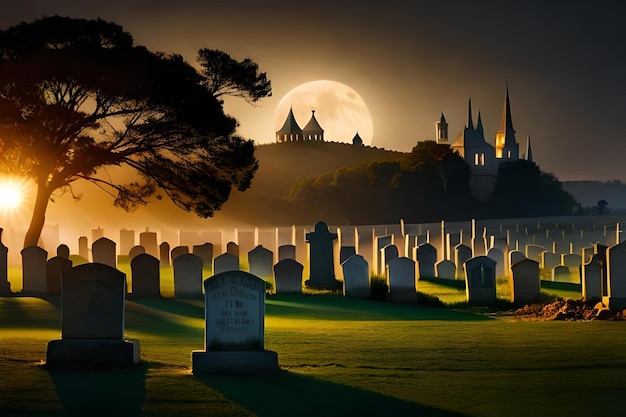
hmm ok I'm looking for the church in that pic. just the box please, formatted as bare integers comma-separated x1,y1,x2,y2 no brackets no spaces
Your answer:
275,87,533,199
436,87,533,199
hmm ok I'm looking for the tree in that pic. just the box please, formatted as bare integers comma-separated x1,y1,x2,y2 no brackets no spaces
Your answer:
197,48,271,105
0,16,270,247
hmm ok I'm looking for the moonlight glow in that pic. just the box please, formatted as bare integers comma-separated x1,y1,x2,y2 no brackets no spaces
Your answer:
274,80,374,145
0,177,27,212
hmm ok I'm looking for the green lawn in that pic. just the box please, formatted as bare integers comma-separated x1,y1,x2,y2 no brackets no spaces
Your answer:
1,287,626,417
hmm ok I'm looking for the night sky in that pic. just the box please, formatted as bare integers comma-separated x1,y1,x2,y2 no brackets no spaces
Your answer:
1,0,625,181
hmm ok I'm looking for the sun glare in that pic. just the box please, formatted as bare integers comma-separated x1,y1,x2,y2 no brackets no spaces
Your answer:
0,177,27,212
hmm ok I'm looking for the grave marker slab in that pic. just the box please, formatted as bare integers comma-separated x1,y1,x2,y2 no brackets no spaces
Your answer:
46,263,139,369
130,254,161,298
436,259,456,280
273,258,303,294
192,271,278,373
139,230,159,257
213,252,240,275
342,255,370,299
248,245,274,282
0,228,11,295
278,244,296,261
464,256,497,305
173,253,203,299
604,241,626,311
46,256,73,296
582,254,603,302
171,246,189,262
92,237,116,268
417,243,437,279
159,242,171,266
387,257,417,304
21,246,48,293
510,259,540,303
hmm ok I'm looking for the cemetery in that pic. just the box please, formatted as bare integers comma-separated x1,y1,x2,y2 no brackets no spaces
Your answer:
2,216,626,416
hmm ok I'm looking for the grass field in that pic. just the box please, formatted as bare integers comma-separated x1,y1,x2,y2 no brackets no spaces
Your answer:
1,274,626,417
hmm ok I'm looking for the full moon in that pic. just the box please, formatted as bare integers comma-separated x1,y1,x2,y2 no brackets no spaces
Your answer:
274,80,374,146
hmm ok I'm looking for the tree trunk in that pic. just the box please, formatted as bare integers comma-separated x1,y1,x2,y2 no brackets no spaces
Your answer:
23,182,51,249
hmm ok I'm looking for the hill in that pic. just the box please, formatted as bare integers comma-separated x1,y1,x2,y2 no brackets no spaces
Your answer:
210,141,404,226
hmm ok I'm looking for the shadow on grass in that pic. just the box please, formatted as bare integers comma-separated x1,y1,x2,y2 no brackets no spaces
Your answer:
196,369,470,417
266,294,491,321
47,363,147,417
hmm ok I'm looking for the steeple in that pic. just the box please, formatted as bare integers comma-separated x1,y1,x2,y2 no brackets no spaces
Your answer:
352,131,363,146
467,99,474,130
495,84,519,160
436,112,448,143
526,136,533,162
276,105,302,142
476,111,485,139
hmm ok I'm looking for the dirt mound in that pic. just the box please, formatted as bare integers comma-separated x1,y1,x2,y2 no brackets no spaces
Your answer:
508,298,625,321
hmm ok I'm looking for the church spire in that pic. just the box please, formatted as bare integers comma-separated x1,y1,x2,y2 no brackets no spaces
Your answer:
495,84,519,160
526,136,533,162
436,112,448,143
467,98,474,130
476,110,485,139
276,105,303,142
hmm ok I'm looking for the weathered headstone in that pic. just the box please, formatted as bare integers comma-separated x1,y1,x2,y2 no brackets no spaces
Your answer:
0,228,11,295
464,256,497,305
278,244,296,261
46,255,73,296
248,245,273,282
436,259,456,280
604,241,626,311
486,247,505,278
342,255,370,299
213,252,240,275
92,237,116,268
193,243,213,269
454,243,473,279
582,254,603,302
171,245,189,262
273,258,303,294
130,254,161,298
387,256,417,304
417,243,437,278
305,222,341,289
226,242,240,258
510,258,540,303
46,263,140,369
380,244,399,276
192,271,278,373
21,246,48,293
173,253,203,299
128,245,145,260
552,265,570,282
57,244,70,259
159,242,171,266
139,230,159,258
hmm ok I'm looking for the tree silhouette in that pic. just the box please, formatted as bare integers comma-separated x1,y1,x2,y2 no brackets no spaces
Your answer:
0,16,270,247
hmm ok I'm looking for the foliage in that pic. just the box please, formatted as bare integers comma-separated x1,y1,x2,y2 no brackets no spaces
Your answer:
285,141,476,224
197,48,272,105
0,16,270,247
487,160,577,218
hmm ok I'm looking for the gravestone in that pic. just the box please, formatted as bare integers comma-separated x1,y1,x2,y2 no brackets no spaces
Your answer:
582,254,603,302
339,246,357,264
417,243,437,278
525,244,545,262
46,255,73,296
171,245,189,262
193,243,213,269
380,244,399,276
213,252,240,275
542,251,561,270
273,258,303,294
21,246,48,293
387,257,417,303
342,255,370,299
373,235,393,276
278,244,296,261
552,265,570,282
248,245,273,282
454,244,472,279
159,242,171,266
486,247,505,278
510,259,540,303
78,236,89,261
0,228,11,295
173,253,203,299
436,259,456,280
562,253,582,276
604,241,626,311
464,256,497,305
92,237,116,268
46,263,139,369
130,254,161,298
128,245,145,260
192,271,278,373
57,244,70,259
305,222,341,289
139,230,158,258
226,242,240,258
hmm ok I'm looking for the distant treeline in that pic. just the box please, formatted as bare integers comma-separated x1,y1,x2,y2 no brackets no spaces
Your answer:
280,141,578,224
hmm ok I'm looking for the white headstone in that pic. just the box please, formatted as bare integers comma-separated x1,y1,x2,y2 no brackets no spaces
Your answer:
342,255,369,299
387,256,417,304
